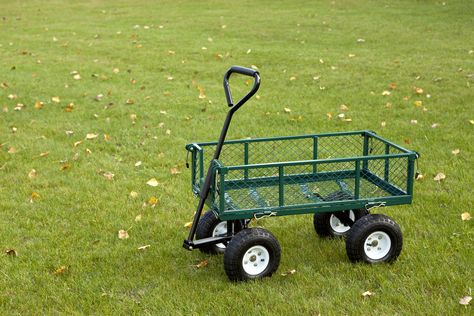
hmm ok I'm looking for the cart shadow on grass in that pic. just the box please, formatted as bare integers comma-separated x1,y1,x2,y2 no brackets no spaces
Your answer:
183,66,419,281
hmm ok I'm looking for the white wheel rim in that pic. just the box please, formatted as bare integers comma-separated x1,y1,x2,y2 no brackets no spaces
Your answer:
242,245,270,276
364,231,391,260
212,221,227,249
330,211,355,233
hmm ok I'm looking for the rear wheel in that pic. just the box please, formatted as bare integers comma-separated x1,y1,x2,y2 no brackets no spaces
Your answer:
346,214,403,263
314,209,368,238
224,228,281,281
195,211,242,254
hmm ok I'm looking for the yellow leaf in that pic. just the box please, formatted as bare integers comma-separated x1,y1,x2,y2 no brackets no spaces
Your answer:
461,212,472,221
281,269,297,276
469,120,474,125
39,152,49,157
86,133,98,140
113,68,120,74
414,100,423,107
194,259,209,269
184,222,193,229
28,169,37,179
452,149,460,155
130,191,139,198
382,90,391,96
73,74,81,80
146,178,159,187
8,94,17,100
135,161,142,167
30,191,40,201
34,101,44,109
85,148,92,154
130,114,137,121
284,108,291,113
433,172,446,181
340,104,349,111
51,96,60,103
8,146,17,154
138,245,151,251
381,121,386,127
166,129,171,135
74,140,83,147
289,76,296,81
135,214,142,222
326,112,333,119
104,134,111,141
126,99,135,104
148,196,158,206
388,82,397,90
414,87,424,94
52,265,68,275
415,173,424,181
198,86,206,99
118,230,129,239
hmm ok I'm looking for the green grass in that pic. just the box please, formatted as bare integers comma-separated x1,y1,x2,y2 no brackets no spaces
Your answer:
1,0,473,314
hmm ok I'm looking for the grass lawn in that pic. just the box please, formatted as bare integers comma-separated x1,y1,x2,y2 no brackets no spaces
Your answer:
1,0,473,314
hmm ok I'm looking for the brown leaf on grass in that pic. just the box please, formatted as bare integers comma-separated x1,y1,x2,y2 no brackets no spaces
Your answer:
60,163,71,171
388,82,397,90
340,104,349,111
118,230,129,239
34,101,44,109
281,269,297,276
65,103,74,112
414,87,424,94
138,245,151,251
194,259,209,269
8,147,17,154
28,169,37,179
326,112,333,119
461,212,472,221
170,167,181,175
5,249,17,257
102,171,114,181
198,86,206,99
52,265,69,275
126,99,135,105
459,296,472,306
0,82,8,89
433,172,446,182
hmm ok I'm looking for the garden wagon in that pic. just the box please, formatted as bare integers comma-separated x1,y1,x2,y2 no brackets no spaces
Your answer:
183,66,419,281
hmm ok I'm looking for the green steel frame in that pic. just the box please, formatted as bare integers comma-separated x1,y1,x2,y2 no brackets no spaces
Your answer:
186,130,418,221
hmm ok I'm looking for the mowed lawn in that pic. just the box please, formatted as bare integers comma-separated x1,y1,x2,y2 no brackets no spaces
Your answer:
1,0,473,314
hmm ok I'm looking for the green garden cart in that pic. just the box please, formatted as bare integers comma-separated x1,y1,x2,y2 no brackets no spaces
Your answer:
183,66,419,281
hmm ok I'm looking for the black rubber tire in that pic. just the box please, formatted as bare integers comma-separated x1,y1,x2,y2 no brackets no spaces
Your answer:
346,214,403,263
195,211,243,254
313,209,368,238
224,228,281,282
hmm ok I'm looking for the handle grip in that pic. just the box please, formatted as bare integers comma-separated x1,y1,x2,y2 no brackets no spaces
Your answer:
223,66,260,111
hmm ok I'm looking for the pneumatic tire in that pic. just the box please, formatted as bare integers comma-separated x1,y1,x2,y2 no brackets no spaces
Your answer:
195,211,243,254
313,209,368,238
224,228,281,281
346,214,403,263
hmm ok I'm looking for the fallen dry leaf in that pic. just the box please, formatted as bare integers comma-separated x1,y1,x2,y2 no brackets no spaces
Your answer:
461,212,472,221
118,230,129,239
459,296,472,306
184,222,193,229
28,169,37,179
65,103,74,112
60,163,71,171
146,178,159,187
135,214,142,222
102,171,114,181
382,90,391,96
86,133,98,140
194,259,209,269
326,112,333,119
414,100,423,107
340,104,349,111
138,245,151,251
170,167,181,175
469,120,474,125
74,140,83,147
7,147,17,154
39,152,49,157
52,265,69,275
130,191,139,198
30,191,40,202
135,161,142,167
165,129,171,135
34,101,44,109
362,290,374,297
281,269,297,276
433,172,446,182
414,87,424,94
148,196,158,206
284,108,292,113
452,149,460,155
5,249,17,257
415,173,424,181
51,96,60,103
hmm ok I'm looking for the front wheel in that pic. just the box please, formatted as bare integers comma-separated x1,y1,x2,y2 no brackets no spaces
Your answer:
346,214,403,263
224,228,281,281
195,211,242,254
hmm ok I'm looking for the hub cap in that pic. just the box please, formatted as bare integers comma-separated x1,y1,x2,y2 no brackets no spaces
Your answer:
364,231,391,260
330,211,355,233
242,246,270,275
212,221,227,249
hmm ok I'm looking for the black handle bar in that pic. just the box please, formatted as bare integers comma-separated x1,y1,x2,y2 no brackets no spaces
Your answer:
223,66,260,111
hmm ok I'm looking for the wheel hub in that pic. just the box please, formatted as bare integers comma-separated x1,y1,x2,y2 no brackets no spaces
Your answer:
242,246,270,275
364,231,391,260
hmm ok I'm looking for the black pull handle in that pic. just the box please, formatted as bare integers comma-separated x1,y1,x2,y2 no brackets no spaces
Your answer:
223,66,260,111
